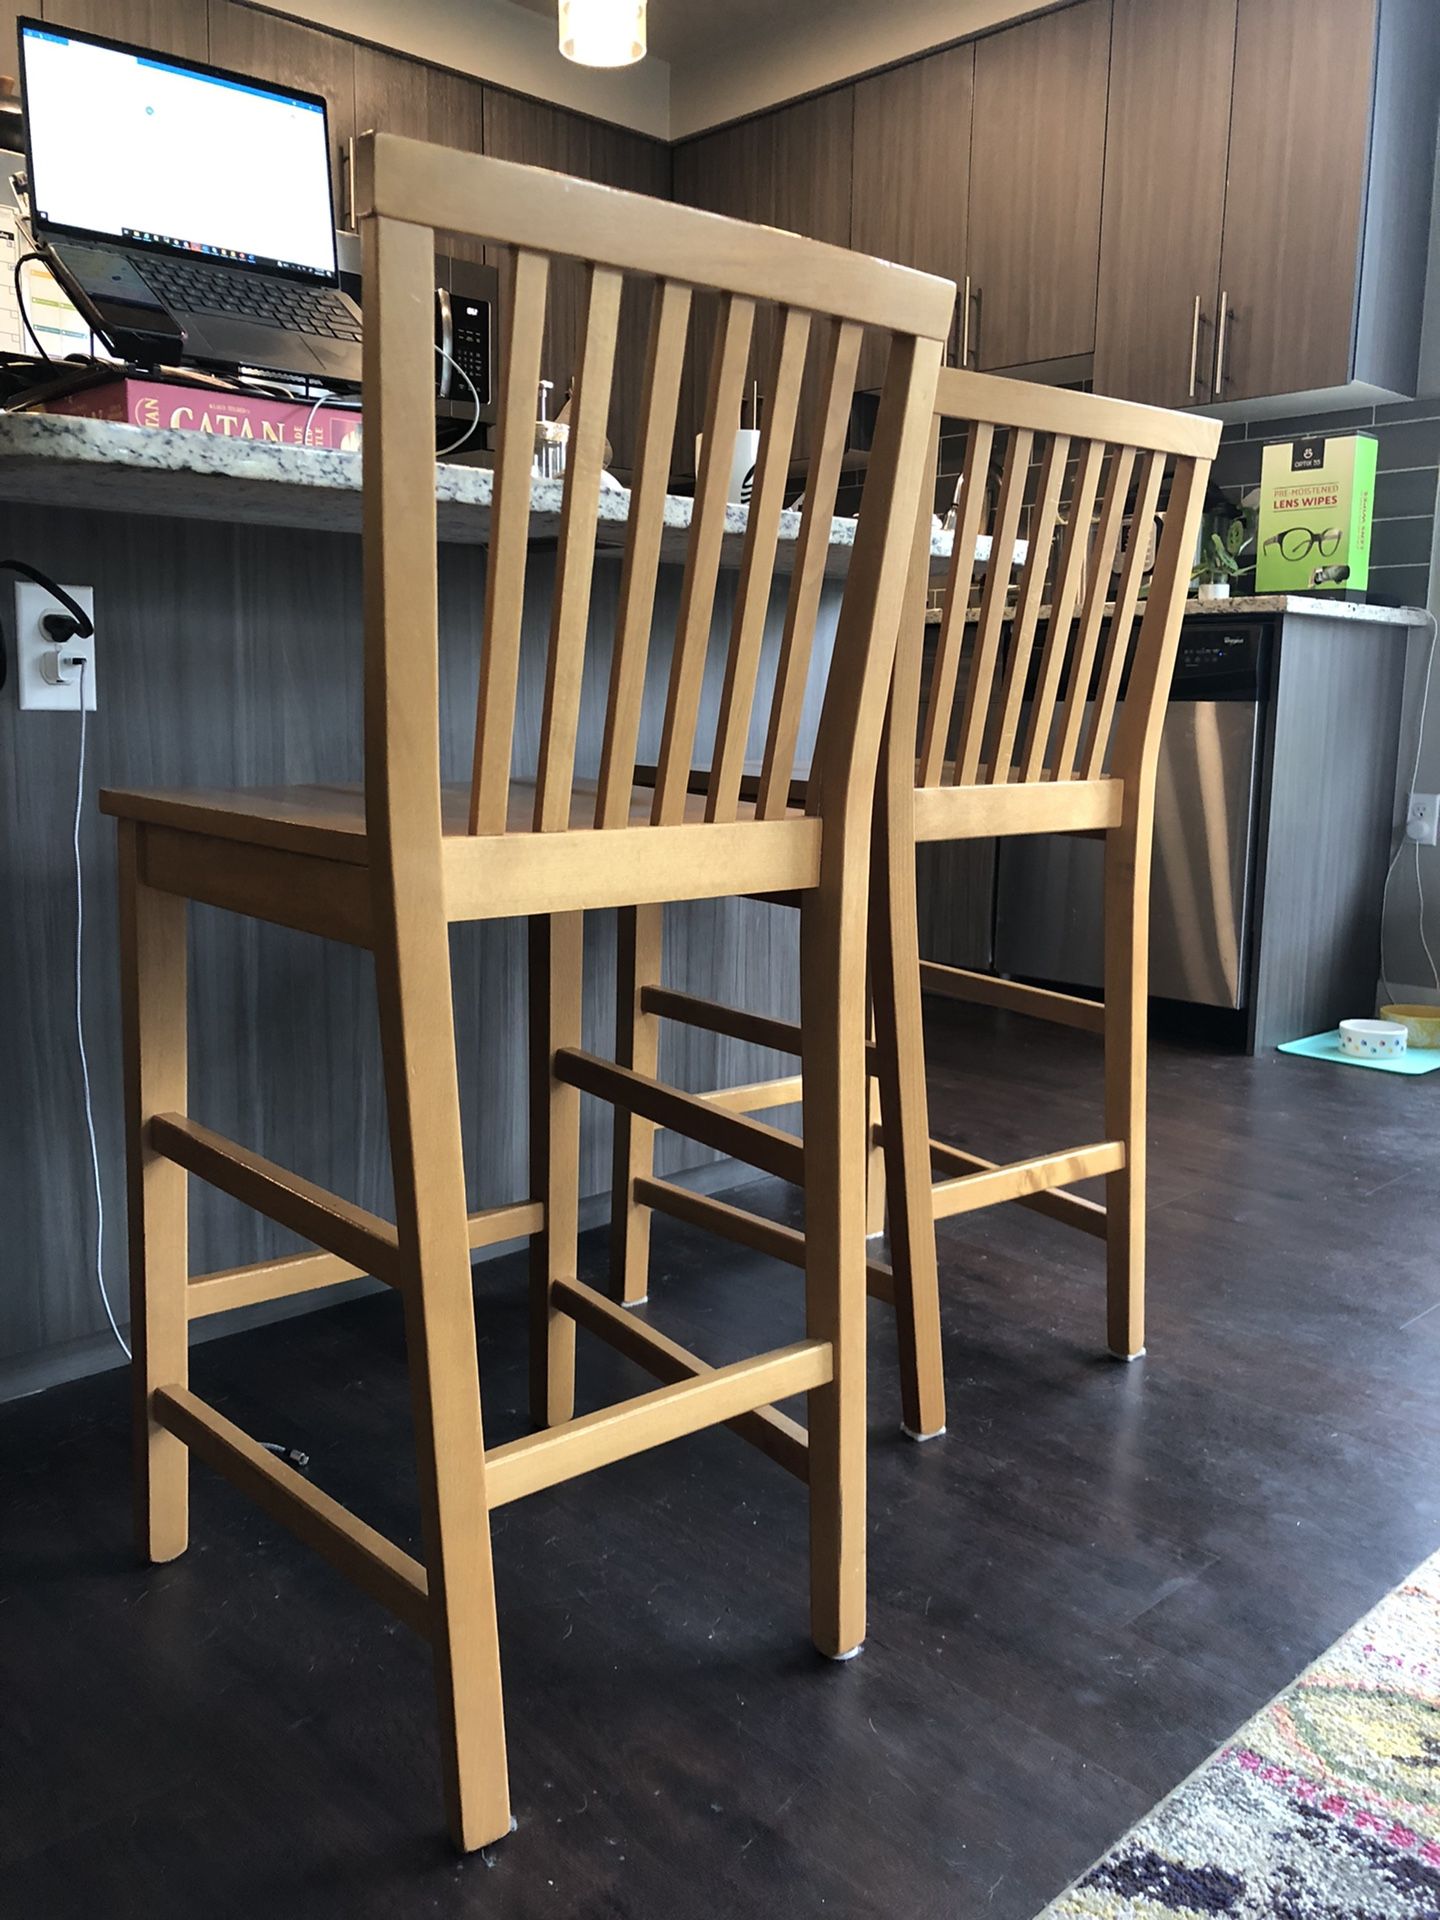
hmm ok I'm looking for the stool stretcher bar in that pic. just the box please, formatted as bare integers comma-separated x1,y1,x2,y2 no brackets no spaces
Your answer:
554,1048,804,1184
186,1200,546,1319
153,1385,433,1637
552,1275,810,1480
635,1175,897,1305
482,1338,832,1508
931,1140,1125,1221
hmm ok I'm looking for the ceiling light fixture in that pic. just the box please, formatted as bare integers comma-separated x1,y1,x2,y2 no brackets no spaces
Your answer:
558,0,647,67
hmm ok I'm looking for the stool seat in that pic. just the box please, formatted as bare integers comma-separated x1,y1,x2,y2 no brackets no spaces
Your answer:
102,779,821,937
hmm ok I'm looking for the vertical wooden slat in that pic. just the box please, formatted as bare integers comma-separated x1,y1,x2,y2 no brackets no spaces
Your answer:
951,425,1032,785
707,307,812,823
989,432,1070,781
755,318,863,820
469,248,550,835
1019,436,1105,781
595,280,692,829
651,292,755,826
532,265,624,832
1052,443,1135,782
917,419,993,788
1082,450,1163,780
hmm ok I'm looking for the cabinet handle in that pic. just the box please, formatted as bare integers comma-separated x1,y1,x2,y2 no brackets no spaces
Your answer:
967,281,982,369
960,275,971,370
1213,290,1230,395
1187,293,1202,401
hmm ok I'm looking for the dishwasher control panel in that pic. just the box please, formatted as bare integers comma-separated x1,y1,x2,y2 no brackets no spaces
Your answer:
1172,618,1272,700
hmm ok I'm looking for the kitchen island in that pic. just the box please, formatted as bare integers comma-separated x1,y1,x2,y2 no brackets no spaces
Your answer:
0,416,895,1396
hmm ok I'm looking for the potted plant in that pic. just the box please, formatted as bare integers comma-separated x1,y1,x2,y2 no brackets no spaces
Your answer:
1192,531,1242,602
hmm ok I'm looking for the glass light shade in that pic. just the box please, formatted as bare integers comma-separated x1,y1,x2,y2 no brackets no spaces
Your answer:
559,0,647,67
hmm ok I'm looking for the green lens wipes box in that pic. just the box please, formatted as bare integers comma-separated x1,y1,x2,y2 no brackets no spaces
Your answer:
1255,432,1376,596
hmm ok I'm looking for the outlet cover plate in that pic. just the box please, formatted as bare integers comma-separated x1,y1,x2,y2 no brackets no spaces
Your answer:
15,582,96,710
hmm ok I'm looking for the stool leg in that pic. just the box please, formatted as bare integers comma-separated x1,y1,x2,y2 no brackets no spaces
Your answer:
610,903,662,1305
799,883,869,1660
375,904,511,1853
869,791,947,1440
864,1040,887,1238
1103,816,1149,1360
117,821,190,1565
529,912,582,1426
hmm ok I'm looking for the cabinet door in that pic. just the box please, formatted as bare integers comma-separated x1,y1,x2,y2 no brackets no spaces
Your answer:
483,91,668,477
39,1,207,58
673,92,853,470
353,46,486,260
851,46,973,389
967,0,1110,371
1094,0,1236,406
1215,0,1376,402
209,2,355,215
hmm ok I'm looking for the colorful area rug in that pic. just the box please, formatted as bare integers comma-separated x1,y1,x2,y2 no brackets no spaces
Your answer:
1038,1549,1440,1918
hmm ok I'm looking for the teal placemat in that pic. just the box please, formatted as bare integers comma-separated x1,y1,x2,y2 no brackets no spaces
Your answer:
1277,1031,1440,1074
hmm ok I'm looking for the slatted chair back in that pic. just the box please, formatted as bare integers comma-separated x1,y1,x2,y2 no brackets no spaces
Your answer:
354,132,953,869
909,371,1219,805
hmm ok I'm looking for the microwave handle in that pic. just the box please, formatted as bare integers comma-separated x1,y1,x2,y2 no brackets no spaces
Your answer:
436,286,454,398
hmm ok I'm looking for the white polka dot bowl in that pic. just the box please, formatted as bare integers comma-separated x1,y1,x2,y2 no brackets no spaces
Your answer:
1339,1017,1407,1059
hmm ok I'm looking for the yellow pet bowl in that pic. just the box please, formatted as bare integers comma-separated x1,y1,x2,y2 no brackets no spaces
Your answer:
1381,1004,1440,1049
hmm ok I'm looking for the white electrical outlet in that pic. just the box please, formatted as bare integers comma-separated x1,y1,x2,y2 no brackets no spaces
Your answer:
15,583,96,711
1407,792,1439,846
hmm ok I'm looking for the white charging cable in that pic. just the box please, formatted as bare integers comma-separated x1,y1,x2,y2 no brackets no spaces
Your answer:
294,343,480,457
1380,609,1439,1008
72,659,130,1360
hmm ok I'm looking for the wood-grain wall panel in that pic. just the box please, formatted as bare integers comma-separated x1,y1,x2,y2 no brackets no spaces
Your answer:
39,0,208,58
208,1,356,211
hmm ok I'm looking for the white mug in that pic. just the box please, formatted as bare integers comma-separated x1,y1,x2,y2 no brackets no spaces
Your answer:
695,428,761,508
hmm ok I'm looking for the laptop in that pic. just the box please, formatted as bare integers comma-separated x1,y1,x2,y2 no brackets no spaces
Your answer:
17,16,361,384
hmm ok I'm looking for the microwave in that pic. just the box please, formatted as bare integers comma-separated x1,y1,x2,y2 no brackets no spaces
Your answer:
336,231,496,441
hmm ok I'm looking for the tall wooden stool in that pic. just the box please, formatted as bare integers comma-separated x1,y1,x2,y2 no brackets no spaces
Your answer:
104,133,950,1850
609,370,1220,1441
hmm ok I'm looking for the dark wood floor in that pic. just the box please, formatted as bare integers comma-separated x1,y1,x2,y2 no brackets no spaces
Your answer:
5,1002,1439,1920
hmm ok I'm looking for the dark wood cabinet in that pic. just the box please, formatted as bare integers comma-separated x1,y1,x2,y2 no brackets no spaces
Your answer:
672,91,853,471
483,90,668,475
850,45,973,388
1216,0,1389,405
967,0,1110,372
209,2,356,211
1094,0,1236,407
39,0,207,58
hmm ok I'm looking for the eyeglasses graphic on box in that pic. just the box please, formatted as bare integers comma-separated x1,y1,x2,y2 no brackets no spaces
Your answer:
1261,525,1344,561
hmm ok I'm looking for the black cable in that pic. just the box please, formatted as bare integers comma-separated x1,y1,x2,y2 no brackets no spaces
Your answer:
0,558,96,694
14,251,52,362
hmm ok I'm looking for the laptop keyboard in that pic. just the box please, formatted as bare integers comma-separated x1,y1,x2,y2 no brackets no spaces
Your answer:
136,257,361,341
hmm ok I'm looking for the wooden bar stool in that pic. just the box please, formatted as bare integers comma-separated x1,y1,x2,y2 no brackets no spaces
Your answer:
609,369,1220,1441
103,132,950,1851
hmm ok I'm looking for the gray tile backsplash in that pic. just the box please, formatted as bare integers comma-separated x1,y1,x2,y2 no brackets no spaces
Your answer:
1210,391,1439,609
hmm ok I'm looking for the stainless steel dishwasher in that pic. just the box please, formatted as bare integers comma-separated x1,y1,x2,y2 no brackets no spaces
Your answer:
994,616,1273,1008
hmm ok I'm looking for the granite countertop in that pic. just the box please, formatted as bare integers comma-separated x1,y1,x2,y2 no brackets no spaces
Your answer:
1184,593,1428,625
0,412,999,579
924,591,1430,628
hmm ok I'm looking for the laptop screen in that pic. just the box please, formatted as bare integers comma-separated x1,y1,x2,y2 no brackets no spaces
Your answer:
19,19,338,282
